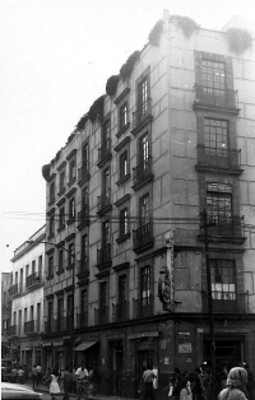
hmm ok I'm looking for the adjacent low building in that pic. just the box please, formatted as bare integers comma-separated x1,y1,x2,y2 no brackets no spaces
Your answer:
41,12,255,398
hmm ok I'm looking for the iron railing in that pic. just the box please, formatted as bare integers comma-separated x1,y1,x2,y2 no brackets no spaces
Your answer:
194,85,238,109
133,221,153,249
132,98,152,129
133,156,153,186
94,306,109,325
112,301,129,322
133,295,154,319
97,244,111,266
197,145,241,169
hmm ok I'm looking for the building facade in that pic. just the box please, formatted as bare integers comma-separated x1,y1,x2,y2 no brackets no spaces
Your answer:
41,13,255,398
2,272,12,358
8,226,46,367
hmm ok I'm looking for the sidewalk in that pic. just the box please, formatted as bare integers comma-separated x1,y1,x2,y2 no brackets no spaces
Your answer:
28,382,136,400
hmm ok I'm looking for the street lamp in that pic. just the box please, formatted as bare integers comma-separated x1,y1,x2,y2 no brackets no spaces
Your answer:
27,240,76,368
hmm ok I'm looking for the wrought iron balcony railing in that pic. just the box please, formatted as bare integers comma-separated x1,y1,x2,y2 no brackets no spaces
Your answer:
112,301,129,322
97,244,111,267
197,145,241,170
97,193,112,214
26,272,41,289
77,310,89,329
8,325,17,336
133,156,153,187
133,295,154,319
133,221,154,251
202,291,249,313
194,85,238,110
77,257,89,277
24,320,36,334
200,214,245,240
94,306,109,325
132,98,152,131
97,138,112,166
78,165,90,184
9,283,19,296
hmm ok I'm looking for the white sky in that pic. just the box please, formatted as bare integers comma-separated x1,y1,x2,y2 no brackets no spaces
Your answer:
0,0,255,272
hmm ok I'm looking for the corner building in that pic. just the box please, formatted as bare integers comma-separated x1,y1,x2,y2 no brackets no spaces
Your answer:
42,13,255,398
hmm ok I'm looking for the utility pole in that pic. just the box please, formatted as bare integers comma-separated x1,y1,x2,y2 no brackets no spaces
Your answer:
203,209,217,400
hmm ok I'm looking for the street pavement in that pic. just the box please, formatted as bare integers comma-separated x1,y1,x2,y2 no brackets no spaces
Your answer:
27,382,136,400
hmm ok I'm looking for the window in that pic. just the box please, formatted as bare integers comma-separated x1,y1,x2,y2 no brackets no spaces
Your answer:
140,194,150,226
18,310,22,335
49,215,55,237
119,103,128,130
37,303,41,332
119,207,129,237
57,297,64,327
119,151,128,179
48,255,54,278
210,259,236,300
82,143,89,170
38,256,42,277
103,167,111,198
32,260,36,274
201,59,226,96
81,289,88,315
207,182,232,224
139,132,149,169
59,170,65,193
30,305,34,321
47,301,53,328
15,271,18,284
25,265,29,277
58,249,64,271
104,120,111,144
119,274,127,305
69,198,76,221
20,269,23,292
100,281,107,312
140,266,151,305
102,220,110,246
204,119,228,153
24,308,27,324
81,235,88,263
49,181,55,203
68,243,75,267
59,206,65,230
69,159,76,183
67,293,73,327
82,187,89,209
138,77,149,116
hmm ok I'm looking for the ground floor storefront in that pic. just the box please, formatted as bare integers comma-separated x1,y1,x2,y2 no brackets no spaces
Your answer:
41,314,255,398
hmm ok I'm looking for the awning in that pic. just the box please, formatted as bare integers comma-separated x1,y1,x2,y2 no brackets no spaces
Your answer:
74,341,98,352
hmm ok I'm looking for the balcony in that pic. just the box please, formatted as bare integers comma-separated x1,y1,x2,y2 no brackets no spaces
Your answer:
8,325,17,336
112,301,129,322
193,85,239,114
45,319,57,334
78,165,90,186
199,215,246,243
133,221,154,253
202,291,249,313
9,283,19,297
133,295,154,319
97,138,112,168
77,257,89,280
96,244,111,269
133,156,154,191
26,272,42,289
97,193,112,216
77,310,88,329
24,320,36,334
94,306,109,325
197,145,242,174
131,98,153,135
77,205,90,229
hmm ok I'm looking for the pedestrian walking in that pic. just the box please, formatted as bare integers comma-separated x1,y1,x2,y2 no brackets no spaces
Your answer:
32,364,38,389
142,363,157,400
217,366,248,400
180,379,193,400
47,369,61,400
11,364,18,383
17,365,25,384
88,365,100,396
61,366,75,400
36,363,42,386
75,364,89,400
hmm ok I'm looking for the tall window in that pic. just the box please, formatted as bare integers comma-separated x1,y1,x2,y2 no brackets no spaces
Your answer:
32,260,36,274
207,182,232,224
103,167,111,198
57,297,64,326
119,151,128,179
49,181,55,203
67,293,73,326
81,235,88,263
204,119,228,152
18,310,22,335
20,268,23,292
140,266,151,305
59,170,65,193
69,159,76,183
69,198,76,221
138,77,149,116
119,207,129,237
38,255,42,277
30,305,34,321
118,275,127,305
140,194,150,226
81,289,88,318
25,265,29,278
119,103,128,130
49,215,55,237
139,133,149,169
68,243,75,267
210,259,236,300
102,220,110,246
201,59,226,96
100,282,107,312
58,249,64,271
48,301,53,324
37,303,41,332
82,187,89,209
48,255,54,278
82,143,89,170
59,206,65,230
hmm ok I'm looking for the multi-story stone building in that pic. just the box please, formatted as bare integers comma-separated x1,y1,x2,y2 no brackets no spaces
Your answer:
2,271,12,358
41,12,255,397
8,225,46,366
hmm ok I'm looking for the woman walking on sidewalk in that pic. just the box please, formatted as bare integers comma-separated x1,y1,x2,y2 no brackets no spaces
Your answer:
48,369,61,400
